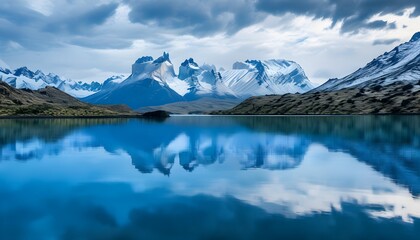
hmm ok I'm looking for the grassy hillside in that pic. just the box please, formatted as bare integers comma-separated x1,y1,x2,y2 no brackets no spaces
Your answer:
0,81,138,117
213,80,420,115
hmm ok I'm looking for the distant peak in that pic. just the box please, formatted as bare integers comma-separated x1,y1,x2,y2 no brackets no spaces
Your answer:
135,56,154,64
34,69,45,75
181,59,189,66
181,58,198,67
107,75,125,80
153,52,171,64
245,59,263,67
47,72,58,77
410,32,420,42
245,60,265,71
15,66,29,71
14,66,34,76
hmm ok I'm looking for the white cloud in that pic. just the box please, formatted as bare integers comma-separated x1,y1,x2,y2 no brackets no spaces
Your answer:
1,2,419,85
26,0,53,16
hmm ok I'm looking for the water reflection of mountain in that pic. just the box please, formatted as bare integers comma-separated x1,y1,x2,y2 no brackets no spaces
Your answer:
0,119,128,146
0,116,419,195
0,119,129,161
83,120,309,175
228,116,420,195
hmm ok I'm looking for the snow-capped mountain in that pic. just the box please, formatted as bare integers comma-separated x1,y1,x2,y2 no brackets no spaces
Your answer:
221,59,313,98
83,52,314,109
101,75,126,90
0,65,104,98
316,32,420,91
167,58,237,100
83,52,184,108
1,53,314,109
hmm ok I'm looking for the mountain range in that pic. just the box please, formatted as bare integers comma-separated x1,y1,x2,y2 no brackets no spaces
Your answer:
0,66,120,98
83,52,313,109
217,32,420,115
1,53,313,111
2,32,419,114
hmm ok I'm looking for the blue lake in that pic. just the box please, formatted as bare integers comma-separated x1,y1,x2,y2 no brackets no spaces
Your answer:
0,116,419,239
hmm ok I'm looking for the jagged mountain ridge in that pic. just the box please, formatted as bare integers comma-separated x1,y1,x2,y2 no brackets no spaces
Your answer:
84,52,314,109
0,65,120,98
316,32,420,91
222,59,313,97
216,32,420,115
1,52,313,109
83,52,184,109
168,58,238,100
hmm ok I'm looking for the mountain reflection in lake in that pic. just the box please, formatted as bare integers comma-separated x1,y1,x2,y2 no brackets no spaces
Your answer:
0,116,419,239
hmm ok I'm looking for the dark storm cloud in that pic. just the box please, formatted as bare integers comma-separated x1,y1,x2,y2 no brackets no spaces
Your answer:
0,2,43,25
125,0,264,37
0,1,122,50
255,0,420,33
44,3,119,34
372,38,400,45
0,0,418,51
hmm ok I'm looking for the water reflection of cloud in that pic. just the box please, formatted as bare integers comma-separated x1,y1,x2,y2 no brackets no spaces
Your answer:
1,141,419,222
165,145,420,223
0,182,418,240
0,116,419,226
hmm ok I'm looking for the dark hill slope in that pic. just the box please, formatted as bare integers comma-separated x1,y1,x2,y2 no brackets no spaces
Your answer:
213,80,420,115
0,81,136,117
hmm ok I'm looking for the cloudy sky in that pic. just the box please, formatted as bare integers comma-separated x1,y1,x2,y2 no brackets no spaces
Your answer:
0,0,419,85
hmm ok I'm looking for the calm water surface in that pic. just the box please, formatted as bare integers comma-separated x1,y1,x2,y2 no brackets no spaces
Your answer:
0,116,419,239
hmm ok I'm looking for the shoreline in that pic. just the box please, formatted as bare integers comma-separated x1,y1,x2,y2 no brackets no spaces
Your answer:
0,114,144,119
1,113,419,119
206,113,420,116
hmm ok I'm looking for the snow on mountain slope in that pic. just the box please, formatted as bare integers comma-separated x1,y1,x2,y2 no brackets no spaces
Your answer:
178,58,200,80
167,58,237,100
1,53,314,108
101,75,126,90
221,59,313,98
317,32,420,91
0,65,102,98
57,79,103,98
123,52,177,87
83,54,315,108
83,52,183,109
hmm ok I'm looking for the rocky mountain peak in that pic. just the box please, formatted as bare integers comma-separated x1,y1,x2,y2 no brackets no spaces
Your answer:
410,32,420,42
153,52,171,64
